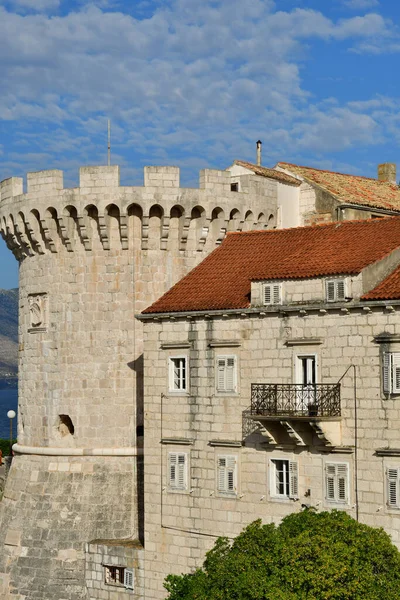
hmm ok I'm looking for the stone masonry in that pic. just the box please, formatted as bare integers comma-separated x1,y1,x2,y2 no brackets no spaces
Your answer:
0,164,279,599
139,270,400,597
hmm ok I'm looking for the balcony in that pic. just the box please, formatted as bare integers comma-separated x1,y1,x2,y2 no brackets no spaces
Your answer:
250,383,341,420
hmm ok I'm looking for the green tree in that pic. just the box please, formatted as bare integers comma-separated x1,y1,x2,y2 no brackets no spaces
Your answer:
164,510,400,600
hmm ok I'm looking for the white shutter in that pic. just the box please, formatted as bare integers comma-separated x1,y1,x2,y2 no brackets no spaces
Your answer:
169,453,177,488
326,464,336,501
169,453,187,490
124,568,134,590
387,468,399,507
289,461,298,499
217,357,236,392
226,357,235,391
337,464,348,502
217,457,226,491
336,280,345,301
263,285,271,305
383,353,392,394
217,456,236,493
177,454,186,489
392,354,400,394
326,281,335,302
226,456,236,492
273,284,281,304
217,358,226,391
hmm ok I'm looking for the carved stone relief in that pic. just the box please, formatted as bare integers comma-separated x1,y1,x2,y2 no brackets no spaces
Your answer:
28,293,48,333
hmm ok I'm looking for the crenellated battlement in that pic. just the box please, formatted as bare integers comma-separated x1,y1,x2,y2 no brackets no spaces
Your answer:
0,164,277,259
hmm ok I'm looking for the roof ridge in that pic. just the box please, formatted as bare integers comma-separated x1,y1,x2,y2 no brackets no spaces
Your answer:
225,215,399,238
277,161,396,185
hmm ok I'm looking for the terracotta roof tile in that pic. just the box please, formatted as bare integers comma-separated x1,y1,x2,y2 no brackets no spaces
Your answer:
276,162,400,212
234,160,301,186
143,217,400,314
362,264,400,300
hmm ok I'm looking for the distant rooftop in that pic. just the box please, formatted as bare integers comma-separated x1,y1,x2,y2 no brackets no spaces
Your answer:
276,162,400,212
233,160,301,186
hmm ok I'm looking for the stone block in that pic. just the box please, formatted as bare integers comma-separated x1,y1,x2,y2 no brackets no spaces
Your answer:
144,166,180,188
79,166,120,188
0,177,23,201
27,170,64,194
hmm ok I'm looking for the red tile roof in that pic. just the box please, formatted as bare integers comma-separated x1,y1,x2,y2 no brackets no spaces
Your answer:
143,217,400,314
276,162,400,212
233,160,301,186
362,264,400,301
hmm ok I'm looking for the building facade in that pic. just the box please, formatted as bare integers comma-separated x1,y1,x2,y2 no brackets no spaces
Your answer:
0,164,280,600
1,154,400,599
140,218,400,598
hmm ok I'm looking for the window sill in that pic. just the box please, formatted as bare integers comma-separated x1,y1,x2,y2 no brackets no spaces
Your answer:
269,495,297,503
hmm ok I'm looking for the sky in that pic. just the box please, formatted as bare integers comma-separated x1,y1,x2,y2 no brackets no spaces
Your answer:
1,0,400,288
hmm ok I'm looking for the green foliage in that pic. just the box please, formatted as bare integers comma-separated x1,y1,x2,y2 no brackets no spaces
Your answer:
0,438,16,456
164,510,400,600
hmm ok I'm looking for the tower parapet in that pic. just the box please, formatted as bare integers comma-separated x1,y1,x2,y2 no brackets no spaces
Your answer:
0,163,278,600
0,165,276,260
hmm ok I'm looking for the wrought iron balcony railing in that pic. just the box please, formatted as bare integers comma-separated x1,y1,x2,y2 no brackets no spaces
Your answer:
250,383,341,419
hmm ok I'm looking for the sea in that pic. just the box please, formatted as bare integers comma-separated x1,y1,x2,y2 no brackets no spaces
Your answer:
0,388,18,439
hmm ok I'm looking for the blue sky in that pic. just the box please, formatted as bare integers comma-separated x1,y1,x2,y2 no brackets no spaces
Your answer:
1,0,400,288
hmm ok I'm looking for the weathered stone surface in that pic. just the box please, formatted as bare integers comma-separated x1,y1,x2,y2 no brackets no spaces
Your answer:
0,164,277,599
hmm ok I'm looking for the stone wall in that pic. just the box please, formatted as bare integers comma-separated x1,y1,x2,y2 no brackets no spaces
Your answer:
85,540,144,600
142,302,400,598
0,164,278,599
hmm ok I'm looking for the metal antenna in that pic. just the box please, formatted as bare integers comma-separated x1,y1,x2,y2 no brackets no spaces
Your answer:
107,119,111,166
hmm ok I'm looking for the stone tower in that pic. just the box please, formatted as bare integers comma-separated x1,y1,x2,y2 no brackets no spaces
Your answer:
0,164,277,599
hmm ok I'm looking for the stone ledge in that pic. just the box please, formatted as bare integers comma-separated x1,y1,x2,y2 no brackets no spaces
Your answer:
375,448,400,456
13,444,140,457
161,438,194,445
208,340,241,347
209,440,242,448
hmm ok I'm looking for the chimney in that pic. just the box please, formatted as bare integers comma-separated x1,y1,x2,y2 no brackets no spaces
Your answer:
378,163,397,185
256,140,262,166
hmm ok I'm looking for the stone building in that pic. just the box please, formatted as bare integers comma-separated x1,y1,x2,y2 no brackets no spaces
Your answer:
0,164,282,600
226,158,400,227
1,152,400,599
139,217,400,598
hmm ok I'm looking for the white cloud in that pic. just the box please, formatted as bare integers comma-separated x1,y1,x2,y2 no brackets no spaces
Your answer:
0,0,398,184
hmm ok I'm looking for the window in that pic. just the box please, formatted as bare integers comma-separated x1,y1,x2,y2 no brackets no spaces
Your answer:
325,463,349,503
216,356,236,392
169,356,187,392
263,283,281,305
270,459,298,499
168,452,188,491
124,568,134,591
387,467,400,508
230,182,239,192
104,565,133,590
325,279,346,302
217,455,237,495
383,353,400,394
